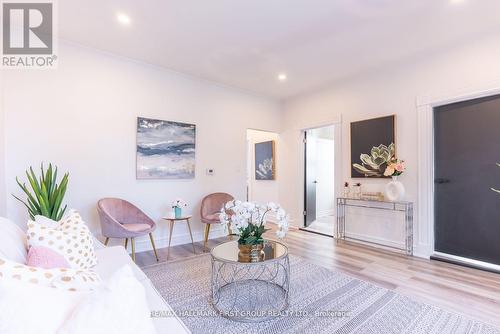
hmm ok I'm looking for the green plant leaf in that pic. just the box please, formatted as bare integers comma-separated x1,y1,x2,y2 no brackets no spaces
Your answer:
13,163,69,220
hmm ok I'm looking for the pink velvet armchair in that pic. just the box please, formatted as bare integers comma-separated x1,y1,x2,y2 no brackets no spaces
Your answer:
200,192,234,251
97,198,159,263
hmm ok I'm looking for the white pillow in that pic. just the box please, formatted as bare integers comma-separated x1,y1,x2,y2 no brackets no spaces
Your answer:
34,215,60,228
59,266,156,334
35,212,105,250
0,277,86,334
29,210,97,269
0,217,28,263
0,257,101,291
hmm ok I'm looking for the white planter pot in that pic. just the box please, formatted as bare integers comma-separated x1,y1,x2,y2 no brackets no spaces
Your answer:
384,176,405,201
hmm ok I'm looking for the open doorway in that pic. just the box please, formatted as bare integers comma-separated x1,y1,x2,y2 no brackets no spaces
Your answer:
302,125,336,236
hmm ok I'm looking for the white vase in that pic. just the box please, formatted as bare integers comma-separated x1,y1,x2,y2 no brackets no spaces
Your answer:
384,176,405,201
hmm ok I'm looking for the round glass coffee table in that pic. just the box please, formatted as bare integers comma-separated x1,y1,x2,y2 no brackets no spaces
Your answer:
210,240,290,322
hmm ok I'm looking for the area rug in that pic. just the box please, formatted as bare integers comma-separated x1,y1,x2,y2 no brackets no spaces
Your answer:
143,254,499,334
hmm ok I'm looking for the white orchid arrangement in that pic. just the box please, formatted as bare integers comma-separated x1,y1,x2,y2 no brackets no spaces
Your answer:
220,201,289,245
171,198,188,209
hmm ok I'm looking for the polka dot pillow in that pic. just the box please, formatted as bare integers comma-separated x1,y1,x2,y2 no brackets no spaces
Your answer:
0,257,101,291
27,210,97,270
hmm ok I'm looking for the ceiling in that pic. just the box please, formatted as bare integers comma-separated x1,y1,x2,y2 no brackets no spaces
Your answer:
58,0,500,100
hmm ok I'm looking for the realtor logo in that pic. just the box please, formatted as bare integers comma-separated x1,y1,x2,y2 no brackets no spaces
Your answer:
1,1,57,68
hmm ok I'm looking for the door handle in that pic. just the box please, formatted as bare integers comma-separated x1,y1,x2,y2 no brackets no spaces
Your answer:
435,178,450,184
313,180,318,184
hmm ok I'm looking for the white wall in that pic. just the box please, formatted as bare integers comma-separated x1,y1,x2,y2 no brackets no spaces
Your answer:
0,73,5,216
246,129,280,205
281,34,500,257
2,42,281,252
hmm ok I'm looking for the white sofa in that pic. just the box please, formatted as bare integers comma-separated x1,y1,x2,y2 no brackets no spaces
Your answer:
0,216,190,334
93,241,191,334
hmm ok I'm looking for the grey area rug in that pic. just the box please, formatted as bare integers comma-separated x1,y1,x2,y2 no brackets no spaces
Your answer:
143,254,500,334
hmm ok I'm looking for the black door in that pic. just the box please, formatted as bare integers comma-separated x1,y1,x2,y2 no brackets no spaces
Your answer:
304,131,317,227
434,94,500,265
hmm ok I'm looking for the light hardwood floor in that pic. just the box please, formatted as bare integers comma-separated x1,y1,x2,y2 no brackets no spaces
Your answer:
136,227,500,327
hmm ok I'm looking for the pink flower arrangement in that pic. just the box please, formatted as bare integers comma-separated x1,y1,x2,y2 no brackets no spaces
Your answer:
384,158,406,177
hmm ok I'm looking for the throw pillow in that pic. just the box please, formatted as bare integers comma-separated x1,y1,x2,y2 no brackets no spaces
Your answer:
0,217,28,263
0,257,101,291
27,246,71,269
29,210,97,270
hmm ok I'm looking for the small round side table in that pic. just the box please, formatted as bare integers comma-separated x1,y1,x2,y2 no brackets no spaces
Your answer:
162,215,196,260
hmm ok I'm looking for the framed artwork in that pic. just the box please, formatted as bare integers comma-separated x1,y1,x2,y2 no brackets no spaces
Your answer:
350,115,395,178
255,140,276,180
136,117,196,179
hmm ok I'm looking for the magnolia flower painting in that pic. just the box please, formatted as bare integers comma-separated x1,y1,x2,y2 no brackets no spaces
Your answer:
255,141,276,180
136,117,196,179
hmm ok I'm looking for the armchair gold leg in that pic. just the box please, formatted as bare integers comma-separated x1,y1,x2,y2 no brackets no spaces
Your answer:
149,233,159,262
227,225,233,241
131,237,136,263
203,224,211,252
104,237,109,246
124,238,128,249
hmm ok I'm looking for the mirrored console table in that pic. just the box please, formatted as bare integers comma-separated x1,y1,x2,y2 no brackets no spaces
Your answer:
336,197,414,256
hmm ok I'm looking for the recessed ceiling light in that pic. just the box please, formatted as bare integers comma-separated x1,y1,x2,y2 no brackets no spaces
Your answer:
278,73,287,82
450,0,465,4
117,13,131,25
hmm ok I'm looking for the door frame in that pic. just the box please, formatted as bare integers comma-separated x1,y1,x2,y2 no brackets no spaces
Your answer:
303,130,317,227
417,83,500,270
300,121,342,232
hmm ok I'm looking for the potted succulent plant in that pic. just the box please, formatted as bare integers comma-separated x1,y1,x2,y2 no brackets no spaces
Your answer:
220,201,289,262
13,163,69,220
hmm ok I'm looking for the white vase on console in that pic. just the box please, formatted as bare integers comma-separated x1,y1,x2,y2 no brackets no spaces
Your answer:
384,176,405,201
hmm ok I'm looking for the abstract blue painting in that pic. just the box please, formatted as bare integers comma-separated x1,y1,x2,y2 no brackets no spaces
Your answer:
136,117,196,179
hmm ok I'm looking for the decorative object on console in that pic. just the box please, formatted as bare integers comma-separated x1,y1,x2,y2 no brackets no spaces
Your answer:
352,182,362,199
343,182,350,198
384,158,406,201
13,163,69,220
255,140,276,180
351,115,395,178
220,201,289,263
360,191,384,201
171,198,187,218
136,117,196,179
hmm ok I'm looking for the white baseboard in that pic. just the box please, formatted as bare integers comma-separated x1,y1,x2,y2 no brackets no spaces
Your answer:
97,226,228,254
